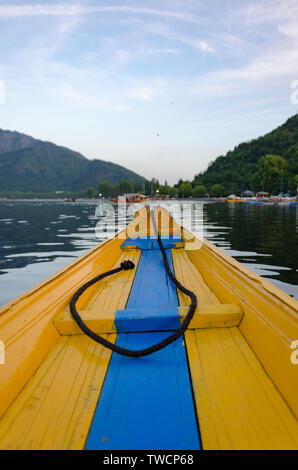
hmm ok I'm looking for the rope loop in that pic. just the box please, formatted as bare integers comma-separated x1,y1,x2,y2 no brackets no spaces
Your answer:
70,209,197,357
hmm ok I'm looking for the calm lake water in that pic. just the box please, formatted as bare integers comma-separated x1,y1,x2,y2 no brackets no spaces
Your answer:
0,200,297,306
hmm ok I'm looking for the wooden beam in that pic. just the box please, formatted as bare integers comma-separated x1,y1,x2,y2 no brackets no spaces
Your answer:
180,304,243,329
53,309,117,335
53,304,243,335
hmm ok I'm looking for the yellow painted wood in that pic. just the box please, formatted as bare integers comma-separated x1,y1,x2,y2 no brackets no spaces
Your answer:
186,327,298,450
0,218,140,448
0,335,116,450
54,309,117,335
0,226,139,419
125,205,155,238
55,304,243,335
180,232,298,419
121,241,184,251
84,251,140,311
172,249,220,307
153,206,182,236
153,206,203,249
168,209,298,448
179,304,243,329
53,250,140,335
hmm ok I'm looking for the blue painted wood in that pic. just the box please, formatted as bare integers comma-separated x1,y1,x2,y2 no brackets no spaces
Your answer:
115,307,181,332
124,249,178,309
85,332,200,450
85,240,200,450
121,235,184,251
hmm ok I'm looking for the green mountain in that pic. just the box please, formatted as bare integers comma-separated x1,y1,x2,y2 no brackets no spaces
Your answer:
193,114,298,195
0,130,144,194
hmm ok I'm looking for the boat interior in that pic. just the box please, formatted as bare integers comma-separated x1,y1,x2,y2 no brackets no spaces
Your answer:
0,206,297,450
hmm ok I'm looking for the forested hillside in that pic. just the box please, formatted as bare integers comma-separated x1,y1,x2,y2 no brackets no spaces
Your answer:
0,129,144,195
193,114,298,195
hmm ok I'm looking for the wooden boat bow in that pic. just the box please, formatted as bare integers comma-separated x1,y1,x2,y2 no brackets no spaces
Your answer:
0,206,297,450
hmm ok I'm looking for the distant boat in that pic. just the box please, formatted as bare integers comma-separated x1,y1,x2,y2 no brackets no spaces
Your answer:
245,195,296,206
226,194,244,203
278,201,290,207
110,193,147,204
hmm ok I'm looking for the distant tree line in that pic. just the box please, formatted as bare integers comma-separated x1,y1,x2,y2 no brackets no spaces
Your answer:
85,154,298,199
2,152,297,200
192,154,298,197
2,115,297,200
191,115,298,196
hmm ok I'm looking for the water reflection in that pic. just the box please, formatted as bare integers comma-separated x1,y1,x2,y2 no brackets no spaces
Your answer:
203,203,298,290
0,200,297,306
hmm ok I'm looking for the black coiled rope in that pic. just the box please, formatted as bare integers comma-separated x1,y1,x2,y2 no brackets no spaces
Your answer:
70,210,197,357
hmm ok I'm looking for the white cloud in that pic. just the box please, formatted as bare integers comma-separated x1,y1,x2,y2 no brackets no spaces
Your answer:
127,86,154,100
190,45,298,99
146,47,180,55
186,0,298,99
0,80,5,104
145,22,214,52
0,4,207,25
59,83,130,111
115,49,131,65
60,83,95,106
113,46,180,66
231,0,298,25
126,78,166,100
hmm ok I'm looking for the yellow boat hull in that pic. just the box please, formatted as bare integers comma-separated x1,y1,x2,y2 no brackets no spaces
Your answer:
0,207,297,450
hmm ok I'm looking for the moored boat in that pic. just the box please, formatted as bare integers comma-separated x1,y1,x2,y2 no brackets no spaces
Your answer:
0,206,297,450
226,194,244,203
110,193,147,204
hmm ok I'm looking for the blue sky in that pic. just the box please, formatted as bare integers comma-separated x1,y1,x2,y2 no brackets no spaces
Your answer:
0,0,297,184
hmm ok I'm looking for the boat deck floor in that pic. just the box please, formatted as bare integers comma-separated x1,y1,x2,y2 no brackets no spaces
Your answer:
0,335,115,450
186,327,298,450
0,249,297,450
173,250,298,450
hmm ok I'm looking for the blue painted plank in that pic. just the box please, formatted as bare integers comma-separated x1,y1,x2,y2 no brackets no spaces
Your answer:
85,243,200,450
115,307,181,332
125,249,178,309
121,235,184,251
85,332,200,450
